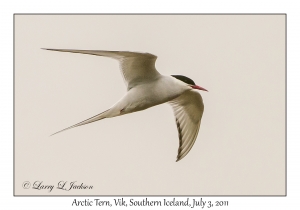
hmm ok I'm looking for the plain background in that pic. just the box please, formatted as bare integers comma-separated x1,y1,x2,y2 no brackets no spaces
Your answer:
14,15,285,196
2,0,300,209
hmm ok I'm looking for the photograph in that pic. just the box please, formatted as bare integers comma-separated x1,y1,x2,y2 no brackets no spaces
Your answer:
14,14,286,196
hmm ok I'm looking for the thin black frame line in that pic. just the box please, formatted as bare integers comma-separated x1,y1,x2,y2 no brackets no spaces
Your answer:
15,195,286,197
13,13,287,197
285,14,287,196
13,13,287,15
13,14,15,197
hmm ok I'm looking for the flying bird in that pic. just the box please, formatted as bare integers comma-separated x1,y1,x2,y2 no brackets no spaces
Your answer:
45,49,207,162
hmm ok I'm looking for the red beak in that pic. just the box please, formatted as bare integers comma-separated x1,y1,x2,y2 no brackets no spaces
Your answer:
191,85,208,92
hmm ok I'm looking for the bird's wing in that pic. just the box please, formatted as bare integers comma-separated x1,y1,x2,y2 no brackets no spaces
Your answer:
43,49,161,90
168,90,204,162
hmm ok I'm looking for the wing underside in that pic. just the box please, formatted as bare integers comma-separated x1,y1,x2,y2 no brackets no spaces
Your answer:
169,90,204,162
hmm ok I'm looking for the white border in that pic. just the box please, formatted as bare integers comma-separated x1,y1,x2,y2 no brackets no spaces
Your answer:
1,0,298,209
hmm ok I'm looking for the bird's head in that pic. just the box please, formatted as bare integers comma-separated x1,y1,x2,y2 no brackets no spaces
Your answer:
171,75,208,91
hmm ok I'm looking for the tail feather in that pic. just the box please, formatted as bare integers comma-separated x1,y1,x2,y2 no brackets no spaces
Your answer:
51,109,110,136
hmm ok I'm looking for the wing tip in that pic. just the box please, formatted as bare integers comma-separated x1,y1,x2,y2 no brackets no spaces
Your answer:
41,48,57,51
176,156,183,162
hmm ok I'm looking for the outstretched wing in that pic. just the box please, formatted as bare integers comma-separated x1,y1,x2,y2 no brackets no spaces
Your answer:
168,90,204,162
43,49,161,90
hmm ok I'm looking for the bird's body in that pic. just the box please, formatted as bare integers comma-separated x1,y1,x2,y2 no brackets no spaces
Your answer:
45,49,207,161
114,75,190,115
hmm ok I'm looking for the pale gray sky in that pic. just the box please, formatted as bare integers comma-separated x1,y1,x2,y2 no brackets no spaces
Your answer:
15,15,285,195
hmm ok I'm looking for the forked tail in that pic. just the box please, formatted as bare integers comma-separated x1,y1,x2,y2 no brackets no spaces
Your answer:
51,109,110,136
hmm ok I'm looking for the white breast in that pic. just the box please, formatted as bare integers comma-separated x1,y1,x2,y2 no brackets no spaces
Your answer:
115,75,191,114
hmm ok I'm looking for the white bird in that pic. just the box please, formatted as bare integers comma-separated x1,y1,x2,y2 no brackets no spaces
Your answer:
45,49,207,162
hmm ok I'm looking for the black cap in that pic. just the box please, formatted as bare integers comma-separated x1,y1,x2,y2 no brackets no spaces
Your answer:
171,75,196,85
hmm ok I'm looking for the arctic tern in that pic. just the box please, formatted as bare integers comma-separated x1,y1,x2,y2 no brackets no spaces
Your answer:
45,49,207,162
